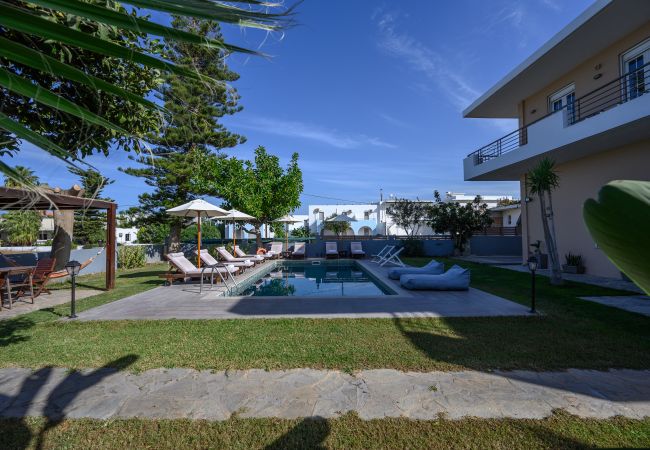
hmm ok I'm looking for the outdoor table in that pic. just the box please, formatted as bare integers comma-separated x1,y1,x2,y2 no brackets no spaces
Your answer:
0,266,35,310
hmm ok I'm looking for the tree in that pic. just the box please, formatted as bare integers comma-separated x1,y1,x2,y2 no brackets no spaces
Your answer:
0,209,40,245
0,1,290,185
323,214,351,237
386,198,428,237
3,166,38,187
1,166,40,245
210,146,303,249
137,223,170,244
181,222,221,242
122,17,245,251
69,167,113,246
528,158,563,285
291,225,312,238
428,191,492,254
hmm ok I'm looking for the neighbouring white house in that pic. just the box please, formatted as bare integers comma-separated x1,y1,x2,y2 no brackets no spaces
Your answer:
461,0,650,277
308,193,514,237
224,215,310,241
489,203,522,230
116,226,139,245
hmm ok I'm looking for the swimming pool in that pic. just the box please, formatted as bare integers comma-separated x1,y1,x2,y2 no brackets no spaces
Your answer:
238,260,395,297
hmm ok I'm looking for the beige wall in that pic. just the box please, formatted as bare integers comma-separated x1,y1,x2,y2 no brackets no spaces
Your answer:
520,140,650,279
520,23,650,126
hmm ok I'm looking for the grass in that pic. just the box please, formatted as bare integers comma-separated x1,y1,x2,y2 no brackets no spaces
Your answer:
1,412,649,449
1,259,649,372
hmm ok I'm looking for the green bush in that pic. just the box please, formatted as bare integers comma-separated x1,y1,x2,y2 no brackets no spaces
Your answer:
117,245,146,269
402,239,424,257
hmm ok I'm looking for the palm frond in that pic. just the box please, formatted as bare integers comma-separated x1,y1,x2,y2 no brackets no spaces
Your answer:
0,0,293,187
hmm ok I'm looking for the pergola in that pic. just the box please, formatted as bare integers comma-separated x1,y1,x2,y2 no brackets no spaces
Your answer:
0,186,117,290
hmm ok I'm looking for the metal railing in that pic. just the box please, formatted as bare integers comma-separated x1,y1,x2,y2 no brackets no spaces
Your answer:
467,61,649,165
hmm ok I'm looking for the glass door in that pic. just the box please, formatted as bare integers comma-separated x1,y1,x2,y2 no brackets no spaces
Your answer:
623,39,649,100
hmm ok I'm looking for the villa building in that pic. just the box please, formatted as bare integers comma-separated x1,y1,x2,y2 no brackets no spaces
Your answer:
462,0,650,278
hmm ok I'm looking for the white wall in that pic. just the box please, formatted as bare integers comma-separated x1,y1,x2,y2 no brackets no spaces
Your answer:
116,227,138,244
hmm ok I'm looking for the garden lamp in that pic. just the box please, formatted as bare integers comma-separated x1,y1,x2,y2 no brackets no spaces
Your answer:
65,260,82,319
527,255,538,313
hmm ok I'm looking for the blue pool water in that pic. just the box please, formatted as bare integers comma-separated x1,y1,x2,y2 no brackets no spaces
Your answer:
240,261,394,297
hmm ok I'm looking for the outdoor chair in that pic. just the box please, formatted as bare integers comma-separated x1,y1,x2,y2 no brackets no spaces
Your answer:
162,252,238,293
350,242,365,259
400,265,470,291
379,247,405,267
292,242,306,259
215,247,256,269
233,246,266,262
388,259,444,280
371,245,394,263
267,242,284,259
14,257,56,300
325,242,338,259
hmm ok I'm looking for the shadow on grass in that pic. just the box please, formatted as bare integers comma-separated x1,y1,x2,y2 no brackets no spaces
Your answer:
0,354,138,450
264,417,330,450
0,316,35,347
118,270,166,279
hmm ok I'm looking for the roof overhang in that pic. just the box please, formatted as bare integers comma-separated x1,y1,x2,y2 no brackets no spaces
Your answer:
0,187,115,210
463,0,650,118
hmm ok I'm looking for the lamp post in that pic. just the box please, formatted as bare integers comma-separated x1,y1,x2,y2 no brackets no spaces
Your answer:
65,260,82,319
527,255,538,313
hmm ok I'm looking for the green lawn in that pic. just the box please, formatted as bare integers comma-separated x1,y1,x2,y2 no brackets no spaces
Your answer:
1,259,649,372
2,412,649,450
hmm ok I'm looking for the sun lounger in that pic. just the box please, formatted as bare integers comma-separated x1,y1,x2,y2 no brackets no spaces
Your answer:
400,265,470,291
162,252,238,292
350,242,365,258
388,259,444,280
267,242,284,259
379,247,405,267
325,241,338,259
215,247,256,268
233,246,266,263
371,245,395,263
292,242,306,259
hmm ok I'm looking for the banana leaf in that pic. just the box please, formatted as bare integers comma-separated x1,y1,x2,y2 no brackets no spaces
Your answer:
583,180,650,294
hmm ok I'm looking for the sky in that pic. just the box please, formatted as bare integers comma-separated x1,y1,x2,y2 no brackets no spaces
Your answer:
13,0,595,214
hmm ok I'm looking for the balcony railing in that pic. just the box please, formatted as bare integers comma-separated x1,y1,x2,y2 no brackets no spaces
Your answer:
468,61,650,165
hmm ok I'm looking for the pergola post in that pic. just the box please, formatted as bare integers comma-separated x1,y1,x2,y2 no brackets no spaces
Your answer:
106,203,117,290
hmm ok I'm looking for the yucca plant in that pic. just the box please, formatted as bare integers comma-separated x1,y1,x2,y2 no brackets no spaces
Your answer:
0,0,292,186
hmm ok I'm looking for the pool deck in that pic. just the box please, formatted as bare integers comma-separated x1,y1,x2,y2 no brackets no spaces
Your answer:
75,259,533,321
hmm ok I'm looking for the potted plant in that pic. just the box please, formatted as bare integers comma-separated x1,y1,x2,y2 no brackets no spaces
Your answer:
562,252,585,274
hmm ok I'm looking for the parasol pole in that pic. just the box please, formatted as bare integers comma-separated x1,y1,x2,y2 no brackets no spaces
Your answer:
285,222,289,253
197,213,202,268
233,217,236,250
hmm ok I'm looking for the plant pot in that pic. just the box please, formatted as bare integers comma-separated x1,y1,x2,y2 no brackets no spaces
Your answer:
562,264,585,274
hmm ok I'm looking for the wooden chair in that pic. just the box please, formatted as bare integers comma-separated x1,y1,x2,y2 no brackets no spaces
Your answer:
17,258,56,300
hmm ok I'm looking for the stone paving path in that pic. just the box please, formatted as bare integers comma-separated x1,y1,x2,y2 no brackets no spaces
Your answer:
580,295,650,317
0,289,100,320
1,368,649,421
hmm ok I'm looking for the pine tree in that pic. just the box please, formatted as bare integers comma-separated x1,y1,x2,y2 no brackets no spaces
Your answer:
122,17,245,250
69,167,113,246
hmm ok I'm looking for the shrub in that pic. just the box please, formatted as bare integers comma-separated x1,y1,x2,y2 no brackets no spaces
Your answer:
117,245,146,269
402,239,424,257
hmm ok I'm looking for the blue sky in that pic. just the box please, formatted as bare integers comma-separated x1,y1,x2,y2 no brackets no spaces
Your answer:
15,0,594,213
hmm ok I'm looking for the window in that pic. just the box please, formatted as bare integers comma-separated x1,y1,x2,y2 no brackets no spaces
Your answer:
548,83,575,121
364,211,370,220
318,211,324,221
125,233,130,242
507,215,512,225
622,38,649,100
118,233,123,238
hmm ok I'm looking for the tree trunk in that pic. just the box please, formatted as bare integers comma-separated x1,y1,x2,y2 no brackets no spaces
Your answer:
538,191,562,285
169,221,182,252
254,225,262,249
49,185,82,270
545,190,563,285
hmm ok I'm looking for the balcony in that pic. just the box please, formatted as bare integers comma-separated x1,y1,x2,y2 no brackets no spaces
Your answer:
464,62,650,181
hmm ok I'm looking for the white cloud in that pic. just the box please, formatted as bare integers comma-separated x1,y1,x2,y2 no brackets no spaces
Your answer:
373,10,481,111
230,116,396,149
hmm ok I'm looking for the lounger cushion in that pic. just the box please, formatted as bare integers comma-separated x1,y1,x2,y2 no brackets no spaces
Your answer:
388,259,444,280
400,265,470,291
